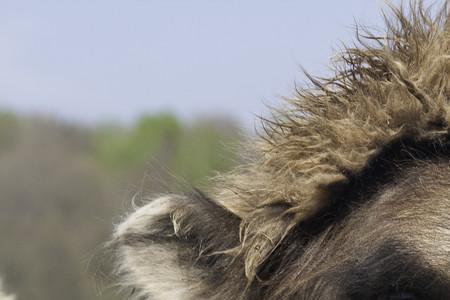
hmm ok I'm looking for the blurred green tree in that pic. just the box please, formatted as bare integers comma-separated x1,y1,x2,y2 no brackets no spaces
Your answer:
0,112,241,300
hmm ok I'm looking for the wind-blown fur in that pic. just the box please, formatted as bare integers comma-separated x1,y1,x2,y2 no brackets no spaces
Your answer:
112,2,450,299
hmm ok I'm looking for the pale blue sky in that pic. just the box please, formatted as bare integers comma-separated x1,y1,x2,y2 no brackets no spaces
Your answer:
0,0,390,128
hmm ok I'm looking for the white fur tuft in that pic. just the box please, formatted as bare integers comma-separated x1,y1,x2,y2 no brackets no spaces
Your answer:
0,278,15,300
114,196,205,300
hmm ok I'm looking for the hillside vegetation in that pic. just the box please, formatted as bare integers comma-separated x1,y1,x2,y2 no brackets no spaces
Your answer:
0,112,241,300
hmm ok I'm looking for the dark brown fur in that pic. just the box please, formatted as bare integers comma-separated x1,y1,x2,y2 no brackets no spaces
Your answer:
111,2,450,299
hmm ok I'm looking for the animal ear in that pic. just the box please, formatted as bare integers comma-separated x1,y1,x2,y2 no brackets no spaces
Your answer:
112,192,243,300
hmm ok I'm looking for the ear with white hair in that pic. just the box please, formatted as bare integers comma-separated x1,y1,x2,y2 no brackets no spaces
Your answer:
112,191,244,300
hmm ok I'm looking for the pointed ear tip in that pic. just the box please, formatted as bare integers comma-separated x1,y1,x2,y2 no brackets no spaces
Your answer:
114,195,177,238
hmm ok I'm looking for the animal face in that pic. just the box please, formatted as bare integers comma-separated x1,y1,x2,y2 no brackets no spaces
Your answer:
262,159,450,299
111,2,450,299
113,145,450,300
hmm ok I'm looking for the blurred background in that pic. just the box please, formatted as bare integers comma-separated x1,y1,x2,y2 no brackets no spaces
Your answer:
0,1,388,299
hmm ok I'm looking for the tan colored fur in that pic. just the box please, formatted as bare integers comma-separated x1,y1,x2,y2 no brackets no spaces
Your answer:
214,0,450,279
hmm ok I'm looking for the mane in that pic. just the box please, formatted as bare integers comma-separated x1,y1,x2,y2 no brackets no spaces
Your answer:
213,0,450,282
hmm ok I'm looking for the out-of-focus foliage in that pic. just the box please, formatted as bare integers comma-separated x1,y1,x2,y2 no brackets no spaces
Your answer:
94,114,240,187
94,114,181,171
173,119,240,187
0,112,241,300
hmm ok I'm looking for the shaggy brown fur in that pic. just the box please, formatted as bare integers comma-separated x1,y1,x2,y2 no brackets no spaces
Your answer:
111,1,450,299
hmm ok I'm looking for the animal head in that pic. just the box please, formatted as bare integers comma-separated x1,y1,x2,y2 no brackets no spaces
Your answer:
111,1,450,299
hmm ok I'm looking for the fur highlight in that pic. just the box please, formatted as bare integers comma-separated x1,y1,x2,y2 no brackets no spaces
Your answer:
0,278,15,300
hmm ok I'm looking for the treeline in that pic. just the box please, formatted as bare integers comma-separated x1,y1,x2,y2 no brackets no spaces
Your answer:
0,112,241,300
